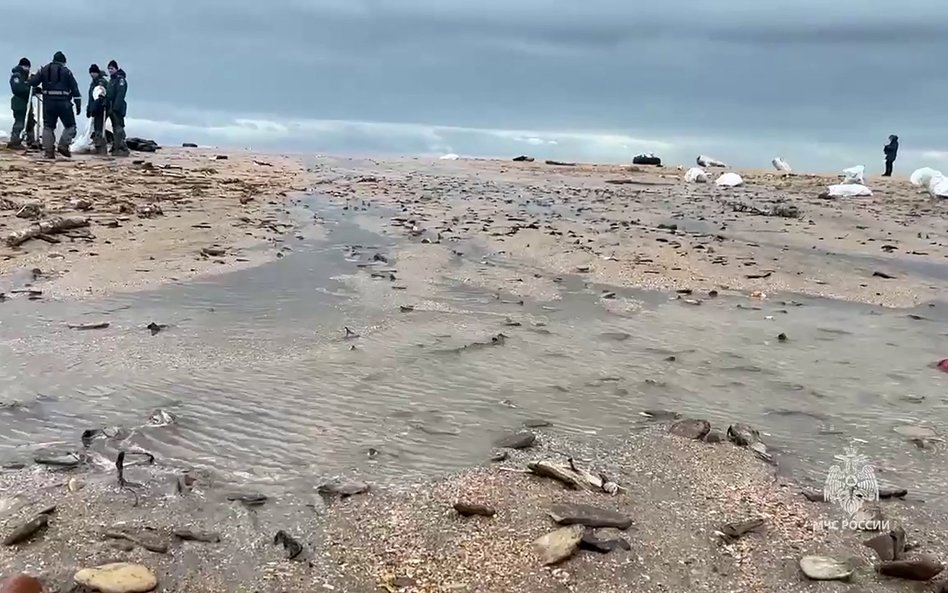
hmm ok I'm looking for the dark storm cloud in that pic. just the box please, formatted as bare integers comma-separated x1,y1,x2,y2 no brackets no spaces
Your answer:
3,0,947,169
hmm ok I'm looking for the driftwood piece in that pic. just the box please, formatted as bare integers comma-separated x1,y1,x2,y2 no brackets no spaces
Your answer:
5,216,90,247
67,322,110,330
104,529,169,553
527,461,599,490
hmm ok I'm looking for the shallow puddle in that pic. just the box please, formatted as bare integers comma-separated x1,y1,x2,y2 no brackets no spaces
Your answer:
1,197,946,502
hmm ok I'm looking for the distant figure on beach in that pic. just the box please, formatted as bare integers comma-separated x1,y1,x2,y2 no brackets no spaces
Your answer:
28,51,81,159
7,57,36,149
87,64,109,155
106,60,129,157
883,134,899,177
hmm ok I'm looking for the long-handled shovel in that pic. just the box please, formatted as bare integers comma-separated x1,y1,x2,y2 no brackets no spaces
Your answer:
21,85,33,144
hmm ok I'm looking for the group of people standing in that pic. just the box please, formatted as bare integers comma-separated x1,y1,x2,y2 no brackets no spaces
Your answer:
8,51,129,158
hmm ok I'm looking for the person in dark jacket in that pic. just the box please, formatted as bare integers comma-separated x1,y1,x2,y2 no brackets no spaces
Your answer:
28,51,81,158
106,60,129,156
7,57,36,149
87,64,109,155
883,134,899,177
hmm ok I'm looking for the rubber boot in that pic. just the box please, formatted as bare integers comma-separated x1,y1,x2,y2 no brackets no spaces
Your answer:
41,127,55,159
111,125,130,157
57,126,75,158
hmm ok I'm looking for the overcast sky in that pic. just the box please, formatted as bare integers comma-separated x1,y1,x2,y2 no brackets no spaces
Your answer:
3,0,948,171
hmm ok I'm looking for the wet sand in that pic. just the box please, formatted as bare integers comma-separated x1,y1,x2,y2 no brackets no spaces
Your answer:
0,148,308,299
2,154,947,592
310,157,948,307
0,428,942,593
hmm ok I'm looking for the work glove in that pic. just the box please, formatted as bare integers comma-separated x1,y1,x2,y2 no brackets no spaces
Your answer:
74,100,81,116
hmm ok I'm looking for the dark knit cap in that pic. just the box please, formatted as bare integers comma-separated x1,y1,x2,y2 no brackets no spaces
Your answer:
107,60,118,69
89,64,100,74
53,51,66,64
18,57,30,67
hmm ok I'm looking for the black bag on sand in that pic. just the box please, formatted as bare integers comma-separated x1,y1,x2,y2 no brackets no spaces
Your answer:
632,154,662,166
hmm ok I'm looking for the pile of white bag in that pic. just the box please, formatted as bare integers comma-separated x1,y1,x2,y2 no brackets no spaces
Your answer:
823,165,871,197
910,167,948,198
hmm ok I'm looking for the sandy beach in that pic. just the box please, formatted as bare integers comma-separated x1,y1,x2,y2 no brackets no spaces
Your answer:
0,149,308,299
309,157,948,308
1,150,947,593
3,151,946,306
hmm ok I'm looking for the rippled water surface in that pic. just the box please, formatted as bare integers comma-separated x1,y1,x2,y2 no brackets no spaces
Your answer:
2,198,947,500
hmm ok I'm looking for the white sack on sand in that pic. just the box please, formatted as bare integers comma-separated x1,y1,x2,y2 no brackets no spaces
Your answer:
715,172,743,187
826,183,872,198
697,155,727,167
439,153,460,160
910,167,942,187
684,167,708,183
772,157,792,173
842,165,865,184
927,173,948,198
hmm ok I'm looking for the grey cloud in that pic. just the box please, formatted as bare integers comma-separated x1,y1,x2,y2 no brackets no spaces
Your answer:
3,0,947,169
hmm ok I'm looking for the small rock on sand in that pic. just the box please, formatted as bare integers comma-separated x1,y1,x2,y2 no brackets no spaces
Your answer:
851,505,886,531
799,555,853,581
549,503,633,529
173,529,221,543
704,429,725,443
3,514,48,546
668,419,711,440
33,452,80,468
877,556,944,581
579,532,631,554
489,450,508,462
225,492,267,507
0,575,42,593
727,423,761,446
317,480,370,499
453,502,496,517
494,431,536,449
864,527,906,561
894,425,938,439
534,525,585,565
74,563,157,593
